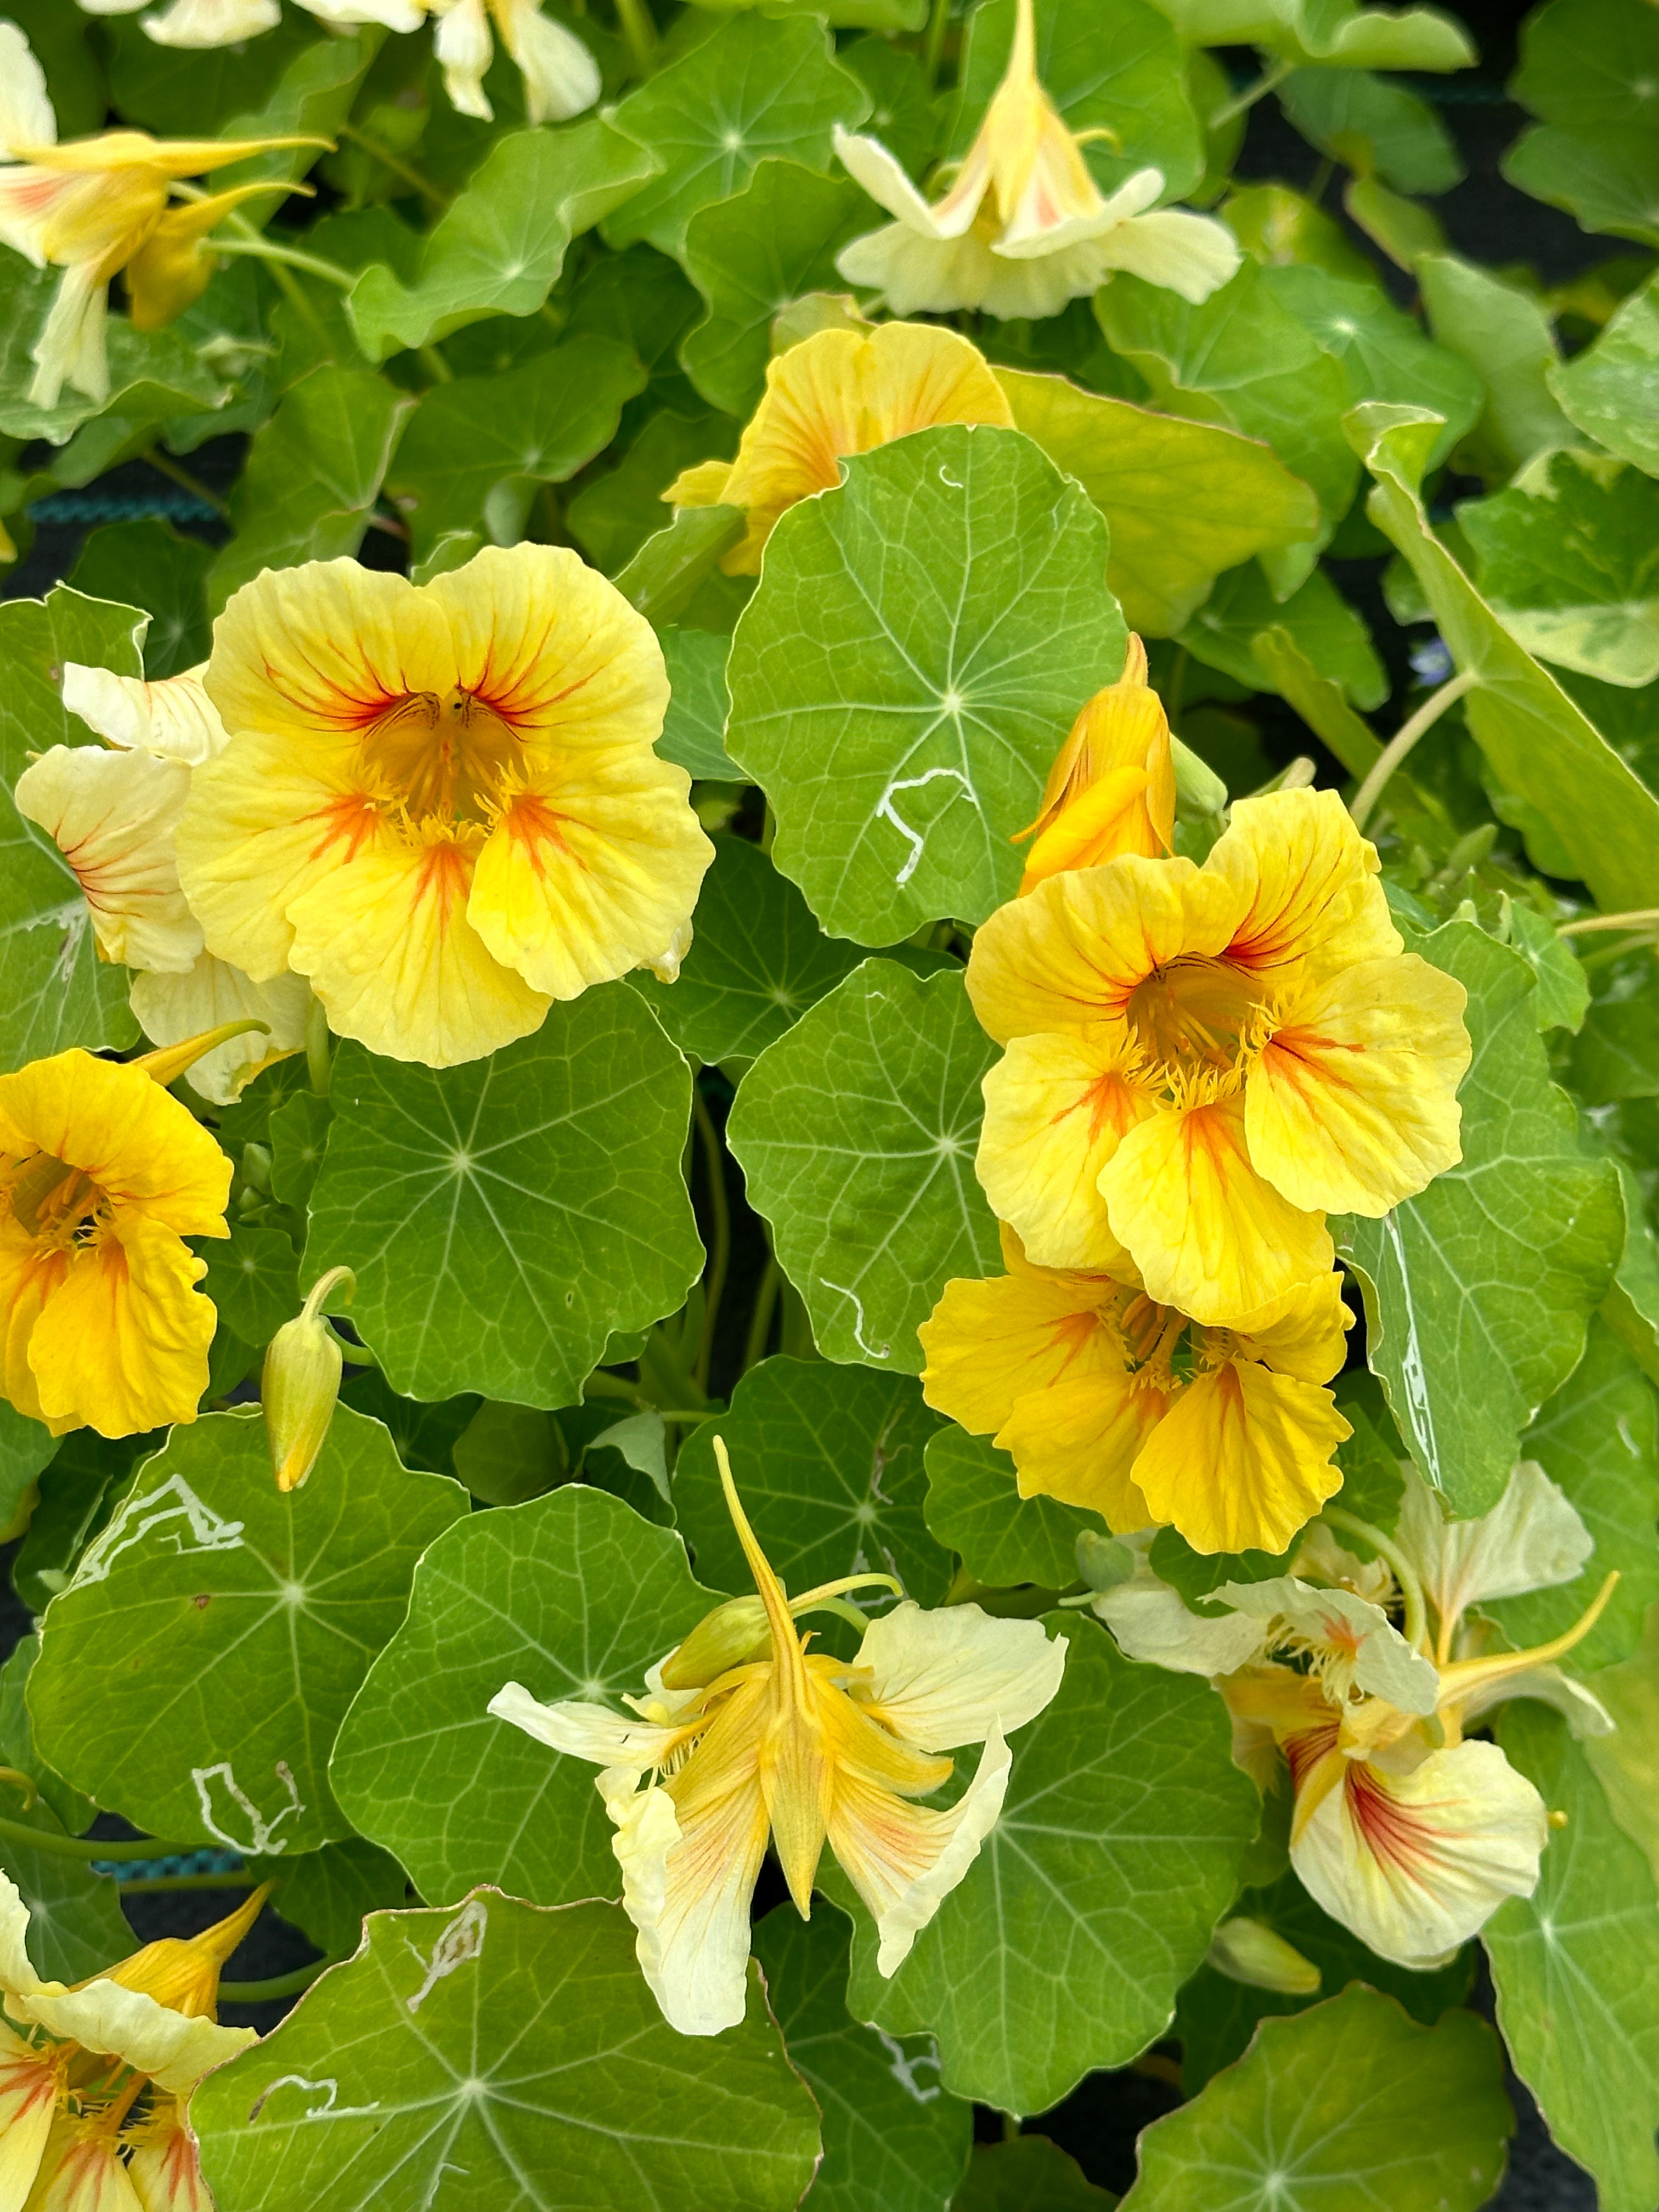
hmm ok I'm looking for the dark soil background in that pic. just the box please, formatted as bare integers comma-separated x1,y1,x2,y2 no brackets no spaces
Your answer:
0,0,1617,2198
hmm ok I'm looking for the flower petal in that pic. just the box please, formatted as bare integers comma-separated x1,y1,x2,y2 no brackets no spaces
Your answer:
61,663,227,765
835,222,1004,320
999,1367,1164,1531
854,1601,1065,1751
1132,1363,1348,1557
138,0,283,48
1397,1456,1595,1628
1221,1269,1352,1386
832,123,975,239
1091,207,1242,303
1247,954,1470,1217
0,1869,43,1997
1292,1739,1548,1966
466,755,712,1002
0,1049,232,1235
13,1980,255,2097
1100,1093,1333,1325
284,827,550,1067
829,1724,1013,1977
0,2022,57,2212
17,2118,145,2212
619,1699,771,2037
977,1027,1150,1273
1206,787,1400,988
487,1680,691,1778
918,1249,1125,1438
1216,1577,1442,1713
966,854,1229,1044
27,1212,215,1438
492,0,600,125
0,24,57,157
129,957,308,1108
1094,1571,1268,1678
13,743,200,973
126,2111,212,2212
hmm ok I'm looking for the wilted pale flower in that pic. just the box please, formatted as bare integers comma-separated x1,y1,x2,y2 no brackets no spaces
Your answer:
0,1870,265,2212
0,23,318,407
17,659,309,1105
967,788,1471,1324
290,0,601,125
921,1225,1353,1555
492,1438,1066,2035
75,0,283,47
1096,1462,1618,1965
174,547,713,1067
831,0,1239,320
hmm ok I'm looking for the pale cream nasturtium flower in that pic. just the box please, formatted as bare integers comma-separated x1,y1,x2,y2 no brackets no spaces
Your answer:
1093,1460,1618,1966
290,0,601,126
0,24,318,408
15,661,309,1105
0,1869,264,2211
491,1438,1066,2035
831,0,1240,320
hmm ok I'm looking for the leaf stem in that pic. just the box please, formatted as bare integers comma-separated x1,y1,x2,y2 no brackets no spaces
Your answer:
0,1814,194,1864
923,0,951,87
613,0,658,76
219,1961,330,2004
1322,1506,1430,1654
742,1254,781,1374
1349,670,1477,834
208,234,356,290
1208,60,1291,129
144,448,230,520
1556,907,1659,938
305,995,332,1098
337,123,448,210
691,1086,730,1396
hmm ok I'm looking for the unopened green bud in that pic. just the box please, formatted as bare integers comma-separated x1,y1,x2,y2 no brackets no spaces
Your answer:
262,1266,354,1493
1171,733,1228,821
659,1596,771,1690
1206,1916,1321,1995
1075,1530,1136,1593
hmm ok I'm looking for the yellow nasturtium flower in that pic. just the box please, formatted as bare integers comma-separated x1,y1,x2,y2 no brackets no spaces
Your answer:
665,321,1014,574
830,0,1239,319
968,787,1471,1325
0,25,320,408
16,660,309,1106
1014,635,1175,891
1097,1462,1618,1965
287,0,601,126
490,1439,1065,2036
174,546,714,1068
0,1040,234,1437
921,1226,1352,1555
0,1872,265,2212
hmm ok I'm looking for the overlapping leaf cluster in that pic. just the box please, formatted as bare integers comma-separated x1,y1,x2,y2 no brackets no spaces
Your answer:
0,0,1656,2208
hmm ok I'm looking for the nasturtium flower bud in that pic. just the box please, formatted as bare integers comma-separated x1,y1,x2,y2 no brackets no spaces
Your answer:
1206,1916,1322,1995
658,1596,772,1691
263,1266,356,1493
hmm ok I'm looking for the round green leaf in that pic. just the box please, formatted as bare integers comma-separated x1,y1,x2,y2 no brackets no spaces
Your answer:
197,1223,301,1349
194,1893,821,2212
633,836,871,1064
27,1406,466,1853
753,1904,972,2212
725,425,1124,944
657,625,737,781
922,1429,1092,1591
330,1485,721,1909
602,14,870,257
1122,1987,1510,2211
1550,274,1659,477
1340,921,1624,1517
674,1355,950,1604
302,987,703,1407
840,1615,1257,2115
1489,1703,1659,2212
727,960,1000,1374
997,369,1321,639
